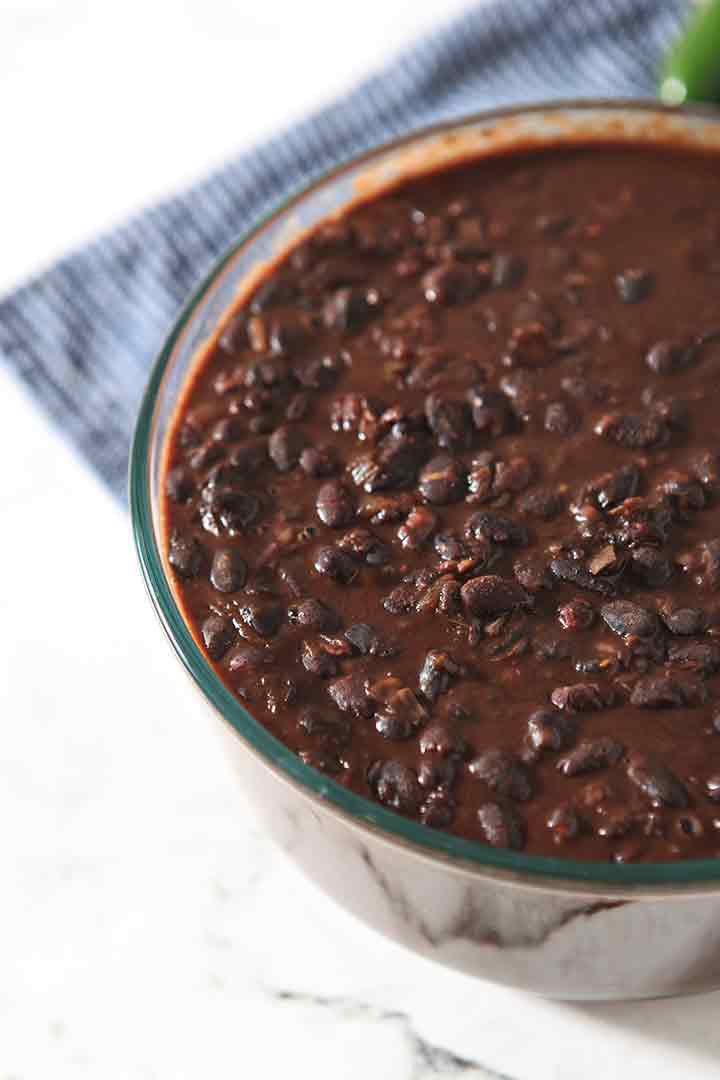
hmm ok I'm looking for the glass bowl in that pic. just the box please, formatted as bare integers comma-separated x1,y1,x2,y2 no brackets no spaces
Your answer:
131,100,720,1000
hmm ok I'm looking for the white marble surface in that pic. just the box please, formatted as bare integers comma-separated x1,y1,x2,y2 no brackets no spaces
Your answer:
3,1,720,1077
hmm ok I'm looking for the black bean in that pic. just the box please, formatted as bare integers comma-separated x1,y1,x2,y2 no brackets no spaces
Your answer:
544,400,578,436
514,557,552,594
558,598,595,632
700,539,720,591
329,673,373,718
375,708,418,741
500,368,544,419
659,473,707,520
329,392,378,435
299,446,338,478
453,214,490,256
178,422,201,449
547,804,582,844
491,253,527,288
659,607,706,636
611,502,673,549
370,761,422,815
323,286,382,332
465,511,528,547
705,775,720,803
337,527,390,565
313,546,359,584
418,757,460,790
239,389,272,416
467,388,513,437
188,441,224,471
630,547,674,587
644,391,690,432
433,533,466,561
345,623,384,656
200,488,261,535
239,598,284,638
503,322,552,369
630,674,707,708
397,505,438,549
526,708,577,753
352,427,431,492
667,641,720,675
615,268,655,303
676,814,705,840
227,645,273,673
168,530,204,579
218,312,248,353
595,412,667,449
418,649,461,702
626,752,688,808
596,808,635,840
600,599,660,640
268,425,305,472
424,394,472,450
262,674,298,715
287,597,340,632
422,262,478,304
316,480,356,528
419,722,469,758
535,213,574,235
229,438,268,474
359,492,414,525
557,737,624,776
297,705,351,747
498,357,537,410
268,312,313,355
691,450,720,493
165,465,193,503
416,575,463,616
285,392,311,422
298,748,343,774
579,464,642,511
383,571,432,615
418,455,465,505
421,788,457,828
201,614,235,660
209,548,247,593
248,274,297,312
477,801,526,850
461,575,530,616
551,683,614,713
491,457,535,497
210,416,244,444
645,339,692,375
203,456,250,489
516,486,563,521
549,559,616,595
469,749,533,801
561,374,608,404
301,639,339,678
294,354,343,392
465,458,492,503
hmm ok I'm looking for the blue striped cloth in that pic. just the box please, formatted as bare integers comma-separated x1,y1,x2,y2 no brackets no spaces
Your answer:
0,0,690,499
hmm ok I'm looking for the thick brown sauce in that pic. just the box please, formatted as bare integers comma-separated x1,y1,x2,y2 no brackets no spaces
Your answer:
163,142,720,862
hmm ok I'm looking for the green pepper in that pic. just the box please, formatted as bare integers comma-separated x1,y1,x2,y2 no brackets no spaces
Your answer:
660,0,720,104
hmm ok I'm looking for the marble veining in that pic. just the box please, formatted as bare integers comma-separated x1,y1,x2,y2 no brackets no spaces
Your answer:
265,990,510,1078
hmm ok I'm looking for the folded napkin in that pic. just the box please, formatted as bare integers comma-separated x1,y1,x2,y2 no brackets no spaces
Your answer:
0,0,690,499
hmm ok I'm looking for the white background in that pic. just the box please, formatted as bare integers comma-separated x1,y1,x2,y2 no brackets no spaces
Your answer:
2,2,720,1078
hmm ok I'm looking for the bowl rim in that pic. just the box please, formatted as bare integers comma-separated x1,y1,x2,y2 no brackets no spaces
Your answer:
130,96,720,892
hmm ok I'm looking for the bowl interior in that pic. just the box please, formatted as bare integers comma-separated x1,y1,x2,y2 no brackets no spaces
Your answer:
131,100,720,892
